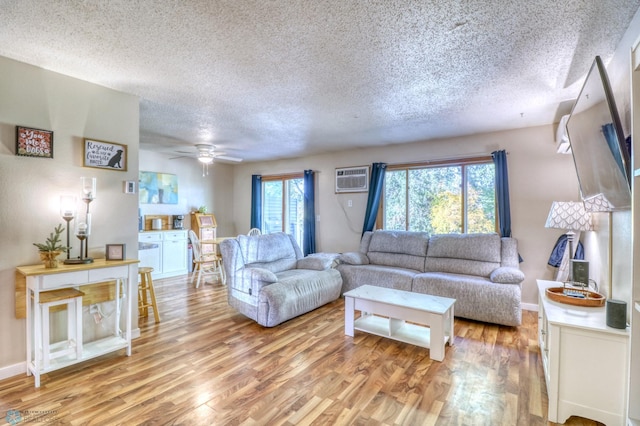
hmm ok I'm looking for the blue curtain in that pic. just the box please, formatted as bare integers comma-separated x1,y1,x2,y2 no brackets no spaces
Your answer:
492,150,511,237
362,163,387,235
250,175,262,230
303,170,316,255
492,150,522,262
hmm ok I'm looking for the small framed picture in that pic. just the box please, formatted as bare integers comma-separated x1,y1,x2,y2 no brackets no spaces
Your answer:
16,125,54,158
84,138,127,171
106,244,126,261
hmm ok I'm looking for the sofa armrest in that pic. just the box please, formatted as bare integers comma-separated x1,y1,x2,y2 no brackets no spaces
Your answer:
297,256,333,270
338,252,370,265
490,266,525,284
231,267,278,296
247,267,278,283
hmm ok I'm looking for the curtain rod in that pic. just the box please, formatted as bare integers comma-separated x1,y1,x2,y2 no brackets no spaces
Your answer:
387,152,504,169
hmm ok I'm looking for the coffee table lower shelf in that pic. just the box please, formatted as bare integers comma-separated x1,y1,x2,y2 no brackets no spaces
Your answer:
354,314,450,349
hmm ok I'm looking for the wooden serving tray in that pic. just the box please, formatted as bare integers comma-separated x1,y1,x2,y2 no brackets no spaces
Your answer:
546,286,605,307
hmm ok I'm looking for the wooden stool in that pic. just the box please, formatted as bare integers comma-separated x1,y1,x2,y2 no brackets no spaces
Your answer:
138,267,160,323
37,288,84,373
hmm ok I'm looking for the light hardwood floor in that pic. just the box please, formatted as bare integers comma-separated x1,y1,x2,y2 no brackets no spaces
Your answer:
0,275,603,425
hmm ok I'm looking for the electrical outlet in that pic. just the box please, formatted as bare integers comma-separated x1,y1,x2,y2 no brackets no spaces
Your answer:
348,200,353,207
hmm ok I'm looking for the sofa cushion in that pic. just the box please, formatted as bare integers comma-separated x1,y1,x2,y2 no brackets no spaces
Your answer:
367,230,429,272
412,272,522,326
425,233,501,277
337,264,416,293
258,269,342,327
427,233,501,262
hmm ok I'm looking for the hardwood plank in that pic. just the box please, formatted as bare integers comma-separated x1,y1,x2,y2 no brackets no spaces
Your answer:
0,275,605,425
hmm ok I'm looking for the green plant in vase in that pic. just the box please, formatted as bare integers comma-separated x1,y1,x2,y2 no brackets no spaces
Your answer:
34,224,70,268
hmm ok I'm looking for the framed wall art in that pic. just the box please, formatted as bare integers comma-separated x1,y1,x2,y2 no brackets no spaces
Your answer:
139,171,179,204
15,126,54,159
83,138,127,171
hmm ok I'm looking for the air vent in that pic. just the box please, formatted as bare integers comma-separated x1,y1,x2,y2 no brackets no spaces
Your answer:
335,166,369,193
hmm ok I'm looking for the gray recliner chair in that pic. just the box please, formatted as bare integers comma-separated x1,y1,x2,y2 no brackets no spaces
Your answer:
220,232,342,327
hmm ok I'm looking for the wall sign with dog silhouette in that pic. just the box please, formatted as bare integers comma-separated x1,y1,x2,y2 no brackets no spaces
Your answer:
83,138,127,171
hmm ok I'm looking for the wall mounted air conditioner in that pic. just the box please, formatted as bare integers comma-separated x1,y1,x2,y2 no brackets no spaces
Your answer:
335,166,369,193
556,114,571,154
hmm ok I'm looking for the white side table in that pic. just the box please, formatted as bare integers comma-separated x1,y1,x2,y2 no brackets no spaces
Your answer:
537,279,629,425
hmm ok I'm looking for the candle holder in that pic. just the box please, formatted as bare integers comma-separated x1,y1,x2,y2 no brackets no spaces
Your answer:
64,177,96,264
73,216,93,264
80,177,96,262
60,195,77,264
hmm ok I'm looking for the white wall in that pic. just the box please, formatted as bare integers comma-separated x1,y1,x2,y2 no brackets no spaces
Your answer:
138,151,236,237
231,124,581,307
0,56,139,373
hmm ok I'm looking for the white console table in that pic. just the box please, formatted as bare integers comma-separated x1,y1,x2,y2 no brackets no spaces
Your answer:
16,259,138,387
537,280,629,425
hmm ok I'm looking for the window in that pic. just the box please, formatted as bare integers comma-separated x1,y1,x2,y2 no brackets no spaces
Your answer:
381,158,496,234
262,174,304,246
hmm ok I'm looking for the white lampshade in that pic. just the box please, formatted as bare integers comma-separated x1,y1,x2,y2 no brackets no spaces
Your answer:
545,201,593,231
583,193,615,213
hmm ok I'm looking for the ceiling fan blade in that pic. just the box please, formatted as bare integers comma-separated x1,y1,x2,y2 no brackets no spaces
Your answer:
214,155,243,162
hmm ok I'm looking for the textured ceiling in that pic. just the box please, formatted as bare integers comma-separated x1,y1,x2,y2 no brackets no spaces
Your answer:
1,1,639,162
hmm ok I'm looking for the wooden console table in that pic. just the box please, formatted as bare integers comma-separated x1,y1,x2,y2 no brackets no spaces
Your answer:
16,259,138,387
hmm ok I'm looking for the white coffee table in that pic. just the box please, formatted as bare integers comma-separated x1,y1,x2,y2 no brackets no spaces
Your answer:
344,285,455,361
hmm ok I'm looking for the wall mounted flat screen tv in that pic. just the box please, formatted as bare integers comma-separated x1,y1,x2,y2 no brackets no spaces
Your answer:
566,56,631,210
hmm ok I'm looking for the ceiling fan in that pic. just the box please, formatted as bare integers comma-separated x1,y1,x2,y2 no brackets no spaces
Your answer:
171,144,242,176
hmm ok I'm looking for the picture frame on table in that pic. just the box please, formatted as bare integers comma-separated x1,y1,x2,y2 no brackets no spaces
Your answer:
106,244,126,261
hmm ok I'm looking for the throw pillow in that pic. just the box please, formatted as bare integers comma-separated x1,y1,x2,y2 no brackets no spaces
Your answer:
338,252,370,265
297,256,332,270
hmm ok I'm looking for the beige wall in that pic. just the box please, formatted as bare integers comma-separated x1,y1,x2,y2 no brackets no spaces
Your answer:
138,151,236,237
0,57,139,374
231,124,581,308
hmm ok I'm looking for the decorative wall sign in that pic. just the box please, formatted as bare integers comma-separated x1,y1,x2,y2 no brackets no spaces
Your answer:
139,171,179,204
15,126,54,158
83,138,127,171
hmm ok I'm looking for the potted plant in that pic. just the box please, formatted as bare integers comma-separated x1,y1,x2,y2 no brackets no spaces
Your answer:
33,224,69,268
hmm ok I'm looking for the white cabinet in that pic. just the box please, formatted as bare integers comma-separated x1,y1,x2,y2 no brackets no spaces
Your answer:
138,230,188,279
161,231,187,275
537,280,629,425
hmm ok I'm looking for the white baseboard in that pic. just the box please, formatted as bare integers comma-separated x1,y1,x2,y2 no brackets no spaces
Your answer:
522,302,538,312
0,329,141,381
0,362,26,381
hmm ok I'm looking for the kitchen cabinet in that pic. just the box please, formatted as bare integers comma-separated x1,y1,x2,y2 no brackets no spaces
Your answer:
138,230,188,279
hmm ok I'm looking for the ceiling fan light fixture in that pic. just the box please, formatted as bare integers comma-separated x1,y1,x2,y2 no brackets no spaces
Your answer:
198,156,214,164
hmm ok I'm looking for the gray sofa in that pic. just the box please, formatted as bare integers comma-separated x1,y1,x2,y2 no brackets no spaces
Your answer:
220,232,343,327
337,230,525,326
